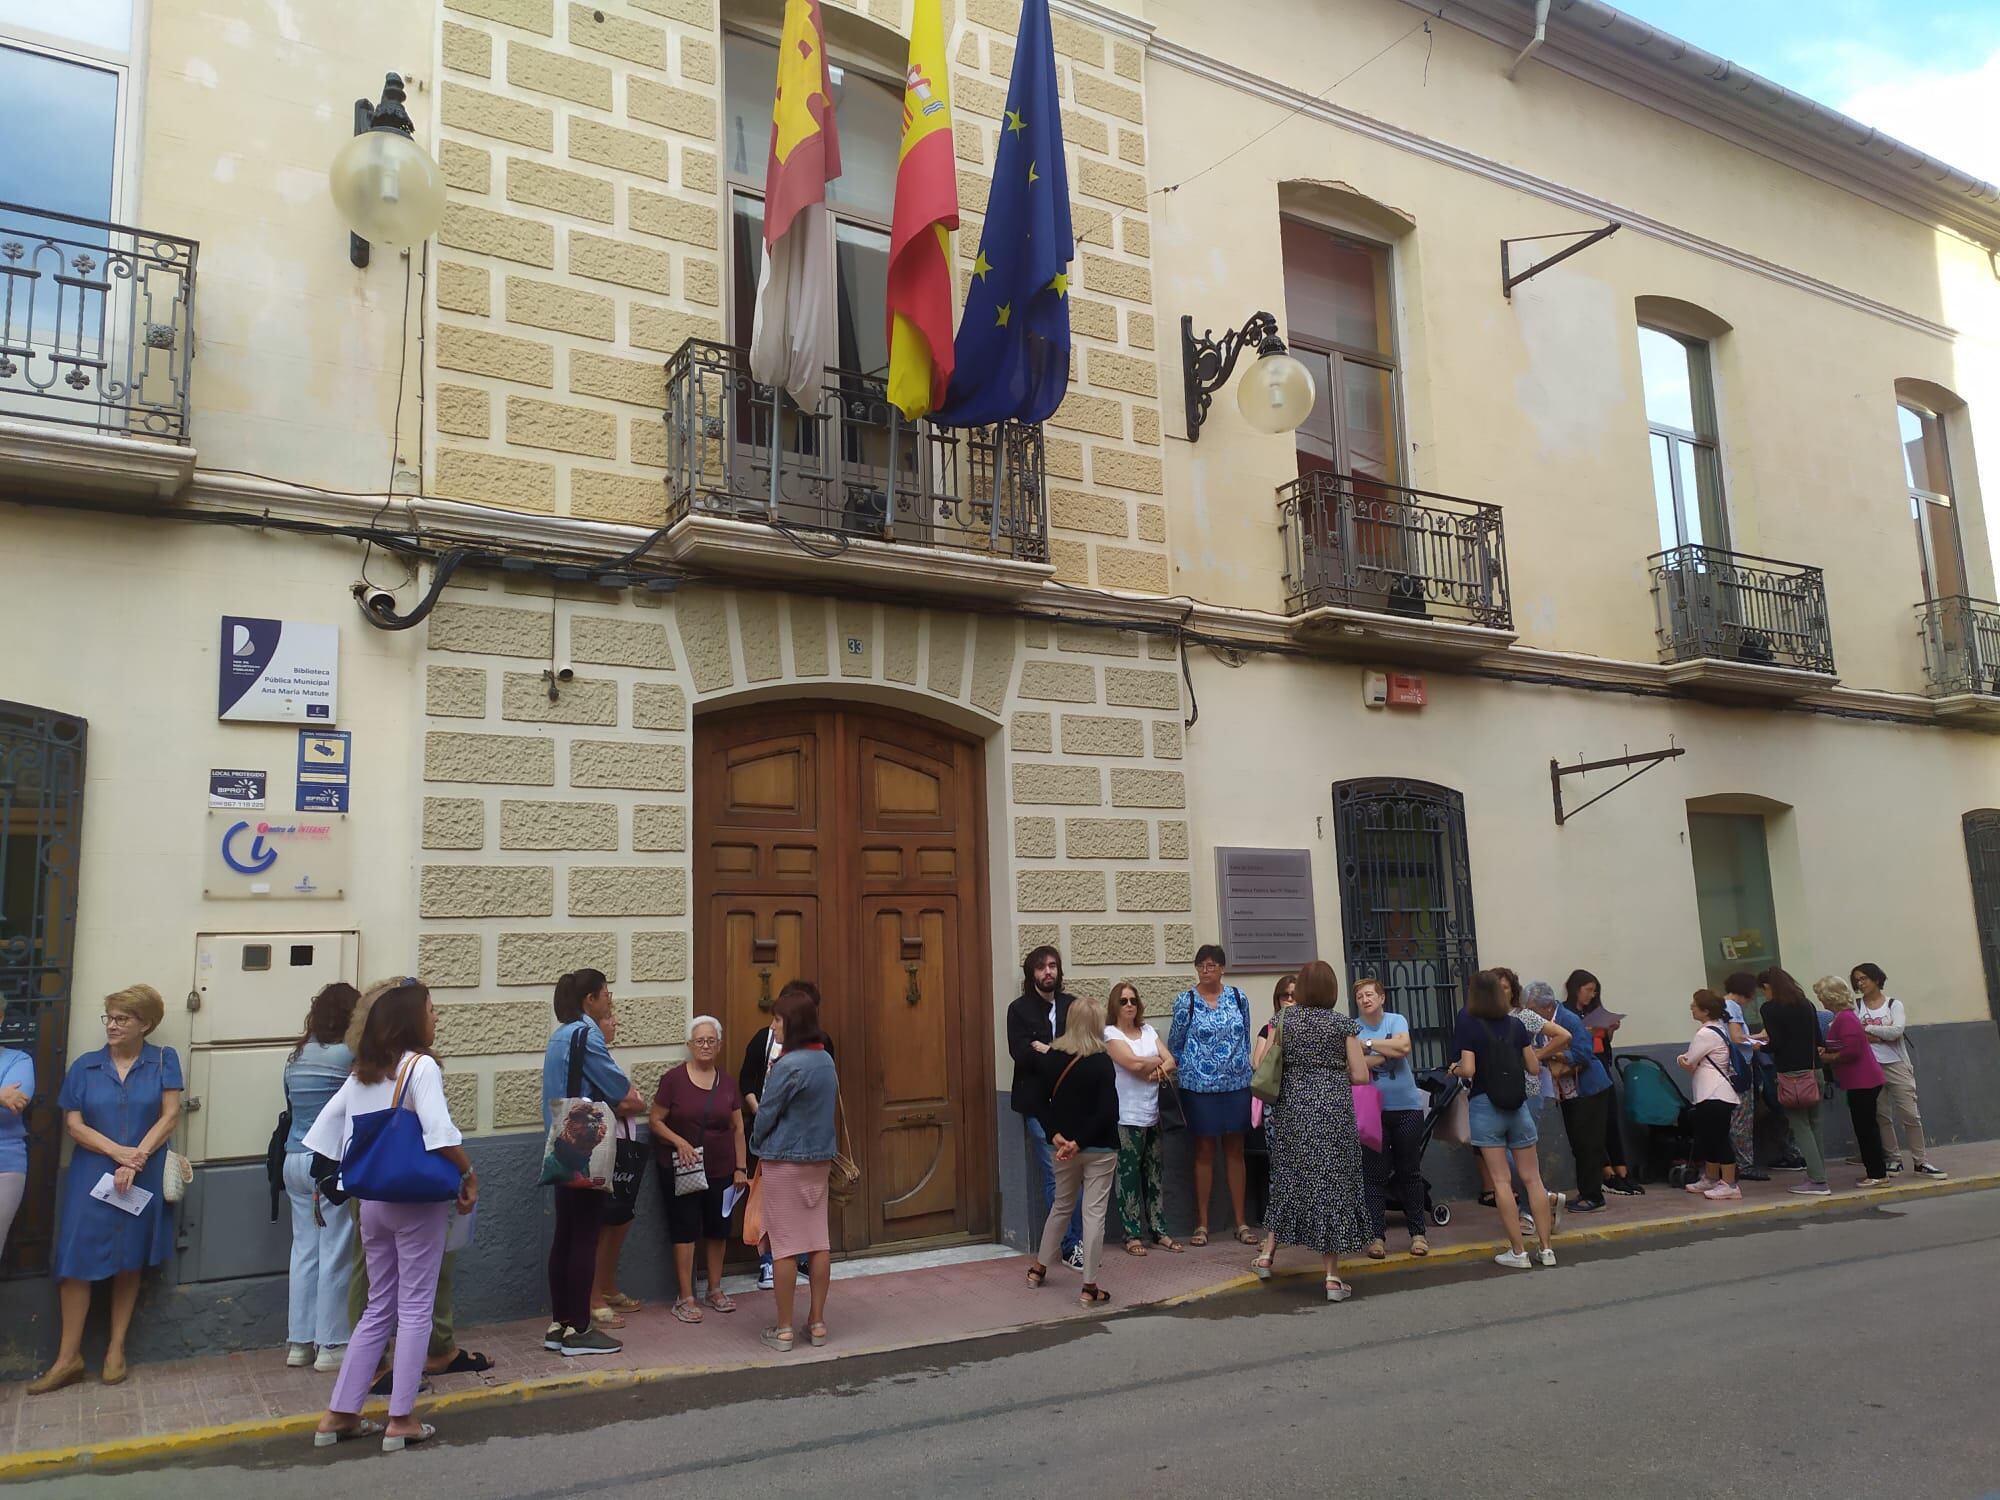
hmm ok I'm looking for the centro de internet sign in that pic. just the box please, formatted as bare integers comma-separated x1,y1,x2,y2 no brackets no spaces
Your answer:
220,819,336,875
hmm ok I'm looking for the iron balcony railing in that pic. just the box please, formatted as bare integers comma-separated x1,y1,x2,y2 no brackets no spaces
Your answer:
0,202,196,442
1277,470,1512,630
663,338,1048,562
1649,544,1835,674
1917,594,2000,698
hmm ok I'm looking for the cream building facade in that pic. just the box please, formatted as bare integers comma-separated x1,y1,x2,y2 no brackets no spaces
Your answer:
1,0,1997,1364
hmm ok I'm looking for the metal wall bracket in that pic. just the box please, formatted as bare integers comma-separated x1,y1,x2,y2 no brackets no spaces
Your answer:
1502,221,1621,298
1551,742,1684,826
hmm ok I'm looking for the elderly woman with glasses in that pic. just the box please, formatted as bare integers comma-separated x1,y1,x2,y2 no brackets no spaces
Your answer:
650,1015,749,1324
28,985,183,1393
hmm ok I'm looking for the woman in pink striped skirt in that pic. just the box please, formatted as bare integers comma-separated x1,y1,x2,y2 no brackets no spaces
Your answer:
747,983,840,1353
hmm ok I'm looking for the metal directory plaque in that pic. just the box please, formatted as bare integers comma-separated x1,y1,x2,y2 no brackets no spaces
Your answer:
1214,847,1318,969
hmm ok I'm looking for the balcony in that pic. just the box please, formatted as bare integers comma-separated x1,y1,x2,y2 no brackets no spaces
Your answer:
0,203,197,501
659,338,1053,600
1277,471,1515,662
1649,544,1836,697
1918,595,2000,723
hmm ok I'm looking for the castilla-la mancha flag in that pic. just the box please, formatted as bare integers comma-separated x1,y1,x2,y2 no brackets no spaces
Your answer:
885,0,958,420
749,0,842,407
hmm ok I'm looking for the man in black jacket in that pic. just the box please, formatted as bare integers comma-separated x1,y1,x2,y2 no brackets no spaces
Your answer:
1006,946,1081,1267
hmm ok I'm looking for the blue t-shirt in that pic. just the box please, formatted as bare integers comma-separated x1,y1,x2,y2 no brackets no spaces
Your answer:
283,1041,355,1154
542,1017,631,1131
1357,1013,1424,1112
0,1048,34,1175
1551,1003,1611,1098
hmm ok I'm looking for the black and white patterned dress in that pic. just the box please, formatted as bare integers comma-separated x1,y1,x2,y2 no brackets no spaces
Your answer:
1263,1007,1373,1255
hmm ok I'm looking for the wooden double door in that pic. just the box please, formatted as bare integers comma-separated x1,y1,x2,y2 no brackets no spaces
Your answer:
693,704,994,1252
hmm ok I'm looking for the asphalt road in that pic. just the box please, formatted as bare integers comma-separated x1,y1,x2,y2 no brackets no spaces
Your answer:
19,1188,2000,1499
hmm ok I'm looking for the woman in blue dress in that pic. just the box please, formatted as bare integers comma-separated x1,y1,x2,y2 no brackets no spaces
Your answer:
28,984,183,1393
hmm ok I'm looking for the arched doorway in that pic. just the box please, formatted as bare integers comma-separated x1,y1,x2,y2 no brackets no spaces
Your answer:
693,701,995,1253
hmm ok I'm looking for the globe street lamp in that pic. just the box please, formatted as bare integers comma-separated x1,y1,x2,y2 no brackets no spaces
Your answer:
330,73,445,268
1180,310,1316,442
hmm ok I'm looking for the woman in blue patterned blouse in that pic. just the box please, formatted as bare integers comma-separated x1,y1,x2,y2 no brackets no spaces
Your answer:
1167,945,1256,1247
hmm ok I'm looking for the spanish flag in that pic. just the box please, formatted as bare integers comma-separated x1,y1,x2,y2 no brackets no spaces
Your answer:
749,0,842,408
885,0,958,420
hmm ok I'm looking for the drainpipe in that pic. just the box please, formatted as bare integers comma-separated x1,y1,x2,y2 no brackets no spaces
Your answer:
1506,0,1550,79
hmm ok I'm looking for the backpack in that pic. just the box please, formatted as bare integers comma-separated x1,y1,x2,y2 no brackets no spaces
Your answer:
1706,1024,1755,1095
1481,1018,1528,1111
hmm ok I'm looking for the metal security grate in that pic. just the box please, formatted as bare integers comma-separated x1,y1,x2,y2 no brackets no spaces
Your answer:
0,701,87,1278
1332,779,1479,1071
1964,811,2000,1032
662,338,1048,563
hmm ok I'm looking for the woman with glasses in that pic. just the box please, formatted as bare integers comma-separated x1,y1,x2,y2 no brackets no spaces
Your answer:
650,1015,749,1323
1167,945,1257,1248
1103,983,1181,1257
28,985,183,1393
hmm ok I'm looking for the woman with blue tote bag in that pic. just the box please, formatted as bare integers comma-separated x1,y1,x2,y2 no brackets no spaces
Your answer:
304,982,476,1453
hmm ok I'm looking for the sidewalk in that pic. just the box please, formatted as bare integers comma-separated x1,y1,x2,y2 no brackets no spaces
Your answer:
6,1140,1997,1477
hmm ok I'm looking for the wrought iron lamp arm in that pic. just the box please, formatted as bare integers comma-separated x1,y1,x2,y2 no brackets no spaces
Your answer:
1181,310,1283,442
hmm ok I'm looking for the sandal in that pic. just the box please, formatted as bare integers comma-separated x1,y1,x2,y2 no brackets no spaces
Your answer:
672,1298,704,1324
382,1423,437,1453
313,1419,384,1448
1190,1226,1210,1247
1477,1191,1498,1209
1124,1238,1149,1257
603,1291,643,1313
1026,1262,1048,1288
1155,1235,1185,1253
809,1323,828,1346
760,1326,794,1353
1079,1284,1111,1306
1233,1224,1260,1246
705,1290,737,1314
435,1349,494,1375
1325,1277,1353,1303
1250,1251,1275,1280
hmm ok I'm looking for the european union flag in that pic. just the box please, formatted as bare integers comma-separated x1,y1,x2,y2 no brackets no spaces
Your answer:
932,0,1071,428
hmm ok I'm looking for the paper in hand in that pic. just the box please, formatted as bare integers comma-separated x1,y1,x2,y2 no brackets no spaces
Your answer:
722,1183,745,1219
90,1172,154,1216
445,1203,478,1252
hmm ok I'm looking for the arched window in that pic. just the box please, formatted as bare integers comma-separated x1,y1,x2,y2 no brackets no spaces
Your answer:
0,700,87,1278
1635,298,1733,554
1895,379,1970,603
1331,778,1477,1068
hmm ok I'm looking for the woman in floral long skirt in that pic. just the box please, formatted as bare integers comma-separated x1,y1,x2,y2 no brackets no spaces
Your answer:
1252,960,1374,1301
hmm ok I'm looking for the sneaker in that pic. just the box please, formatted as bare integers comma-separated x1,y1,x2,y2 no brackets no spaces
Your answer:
561,1327,623,1358
1569,1197,1606,1214
756,1266,776,1291
1493,1249,1532,1269
1789,1181,1832,1197
1886,1158,1904,1174
286,1342,313,1369
1702,1182,1742,1200
543,1323,567,1351
1738,1166,1771,1181
1771,1154,1807,1172
1063,1244,1086,1272
1684,1179,1712,1194
1914,1161,1949,1178
313,1345,344,1373
1857,1176,1891,1188
1536,1247,1557,1267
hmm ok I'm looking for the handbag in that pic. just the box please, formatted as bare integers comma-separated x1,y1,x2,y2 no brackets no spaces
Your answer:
1435,1085,1472,1146
1250,1014,1285,1105
673,1145,708,1197
740,1165,765,1247
829,1094,861,1207
1776,1068,1821,1109
606,1123,649,1226
163,1150,194,1204
264,1086,291,1223
342,1055,463,1203
538,1026,618,1191
1352,1083,1384,1153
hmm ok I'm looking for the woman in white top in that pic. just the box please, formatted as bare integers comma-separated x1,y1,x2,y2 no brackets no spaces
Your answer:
304,982,476,1454
1851,963,1944,1177
1676,990,1742,1200
1104,983,1182,1256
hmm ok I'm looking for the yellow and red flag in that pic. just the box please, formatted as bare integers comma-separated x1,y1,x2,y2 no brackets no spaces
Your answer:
885,0,958,420
749,0,842,407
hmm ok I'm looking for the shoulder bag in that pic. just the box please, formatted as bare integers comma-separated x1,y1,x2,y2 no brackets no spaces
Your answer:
343,1055,463,1203
1250,1014,1285,1105
829,1092,862,1206
1776,1069,1821,1109
538,1027,618,1191
264,1082,292,1223
670,1072,711,1197
163,1149,194,1204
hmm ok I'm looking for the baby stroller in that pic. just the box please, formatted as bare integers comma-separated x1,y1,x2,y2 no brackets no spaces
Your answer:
1618,1054,1699,1187
1382,1069,1462,1229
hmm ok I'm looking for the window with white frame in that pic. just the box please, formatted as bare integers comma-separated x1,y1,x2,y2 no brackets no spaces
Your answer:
0,2,135,232
1638,324,1729,553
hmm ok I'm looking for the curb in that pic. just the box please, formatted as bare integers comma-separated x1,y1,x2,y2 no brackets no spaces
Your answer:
6,1170,1993,1479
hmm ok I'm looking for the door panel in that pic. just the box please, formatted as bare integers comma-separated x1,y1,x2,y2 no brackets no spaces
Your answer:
694,703,992,1253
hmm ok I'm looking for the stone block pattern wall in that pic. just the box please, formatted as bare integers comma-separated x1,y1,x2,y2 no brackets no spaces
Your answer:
426,0,1172,590
418,570,697,1131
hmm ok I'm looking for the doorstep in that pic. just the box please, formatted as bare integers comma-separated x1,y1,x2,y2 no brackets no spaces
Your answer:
5,1140,1997,1478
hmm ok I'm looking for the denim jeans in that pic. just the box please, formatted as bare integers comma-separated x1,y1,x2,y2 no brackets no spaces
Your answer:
283,1151,355,1348
1025,1115,1082,1254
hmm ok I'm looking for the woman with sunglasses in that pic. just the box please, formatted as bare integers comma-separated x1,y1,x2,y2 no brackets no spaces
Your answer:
1104,983,1181,1256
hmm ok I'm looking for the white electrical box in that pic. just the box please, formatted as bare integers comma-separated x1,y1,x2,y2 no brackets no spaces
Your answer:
186,931,358,1162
